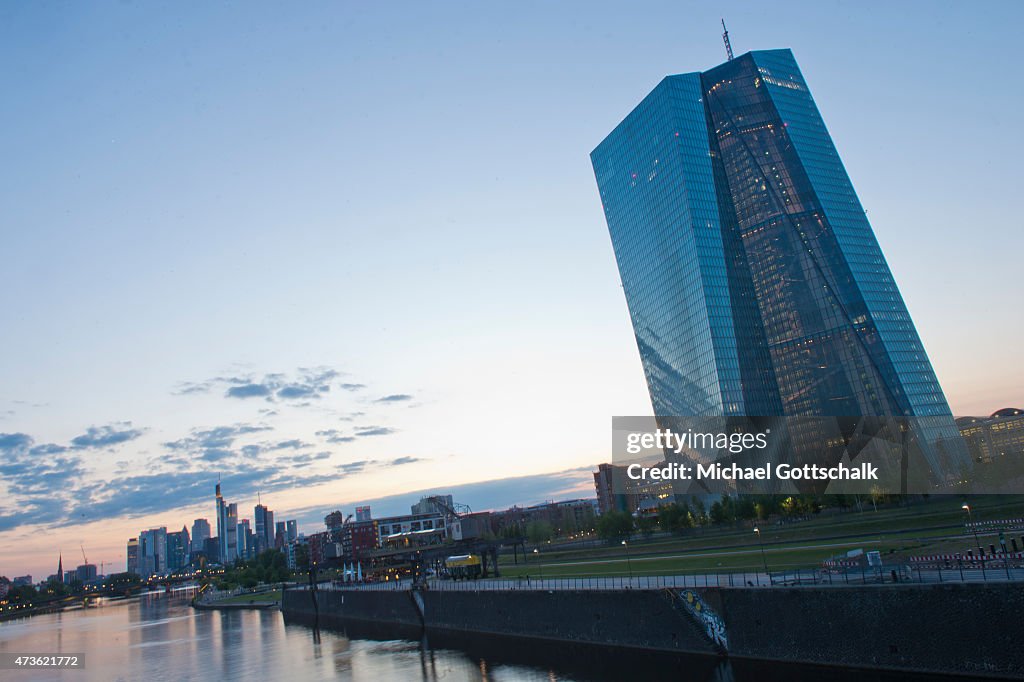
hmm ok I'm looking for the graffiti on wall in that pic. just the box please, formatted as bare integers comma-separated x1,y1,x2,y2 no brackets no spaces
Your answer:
678,589,728,650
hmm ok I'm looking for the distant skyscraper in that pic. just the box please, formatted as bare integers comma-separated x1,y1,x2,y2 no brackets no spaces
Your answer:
216,483,239,564
355,506,372,522
166,526,190,572
236,519,253,560
191,518,211,553
138,527,167,577
126,538,138,575
286,519,298,543
254,504,274,554
591,48,969,480
274,521,287,548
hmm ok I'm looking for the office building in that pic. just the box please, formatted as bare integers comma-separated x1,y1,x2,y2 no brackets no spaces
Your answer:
274,521,287,548
216,483,239,564
75,564,97,582
254,504,274,554
957,408,1024,464
126,537,138,575
138,527,167,578
166,527,190,572
236,519,254,560
591,48,969,481
191,518,211,553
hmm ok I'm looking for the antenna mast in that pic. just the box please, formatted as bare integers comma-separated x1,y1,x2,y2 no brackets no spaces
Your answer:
721,19,734,61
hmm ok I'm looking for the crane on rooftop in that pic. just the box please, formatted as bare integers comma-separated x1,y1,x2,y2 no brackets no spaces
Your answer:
721,19,734,61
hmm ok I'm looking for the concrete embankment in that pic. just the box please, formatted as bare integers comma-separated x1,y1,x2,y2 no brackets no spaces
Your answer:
282,583,1024,679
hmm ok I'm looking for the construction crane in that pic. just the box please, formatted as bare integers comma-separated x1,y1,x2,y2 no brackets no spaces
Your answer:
81,544,89,566
721,19,734,61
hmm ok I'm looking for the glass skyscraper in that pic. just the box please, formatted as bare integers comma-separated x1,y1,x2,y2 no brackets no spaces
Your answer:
592,49,969,481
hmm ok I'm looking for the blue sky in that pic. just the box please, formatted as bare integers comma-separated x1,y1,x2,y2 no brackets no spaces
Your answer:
2,1,1022,579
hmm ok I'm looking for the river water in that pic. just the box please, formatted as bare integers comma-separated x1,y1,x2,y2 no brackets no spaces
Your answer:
0,588,956,682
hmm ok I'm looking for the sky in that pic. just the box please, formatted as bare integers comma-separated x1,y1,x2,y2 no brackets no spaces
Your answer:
2,1,1022,580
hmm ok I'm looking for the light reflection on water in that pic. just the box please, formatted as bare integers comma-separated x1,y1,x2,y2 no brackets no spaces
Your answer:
0,592,567,682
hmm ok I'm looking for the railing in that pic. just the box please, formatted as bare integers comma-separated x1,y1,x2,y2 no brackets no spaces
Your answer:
287,561,1024,594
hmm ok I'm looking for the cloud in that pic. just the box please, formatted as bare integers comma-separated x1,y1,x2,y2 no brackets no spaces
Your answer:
0,433,89,531
338,460,371,474
276,385,317,399
164,424,272,452
0,432,33,453
375,393,413,403
199,448,234,462
70,423,144,449
212,367,344,403
316,429,356,444
270,439,308,451
340,383,366,391
226,383,272,399
389,456,421,466
172,381,211,395
30,443,69,455
1,456,355,531
354,426,396,437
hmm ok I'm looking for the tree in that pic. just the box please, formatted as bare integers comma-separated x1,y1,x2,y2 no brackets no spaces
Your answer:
525,521,554,546
636,515,657,538
736,497,757,522
658,503,689,534
689,497,708,527
596,510,634,543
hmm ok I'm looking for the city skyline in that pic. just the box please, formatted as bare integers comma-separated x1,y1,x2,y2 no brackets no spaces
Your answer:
2,2,1023,580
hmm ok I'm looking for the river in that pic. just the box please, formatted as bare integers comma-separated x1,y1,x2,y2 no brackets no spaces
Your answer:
0,588,960,681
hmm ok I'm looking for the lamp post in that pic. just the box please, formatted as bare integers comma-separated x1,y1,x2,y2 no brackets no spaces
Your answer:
621,540,633,581
532,548,543,582
963,504,986,579
754,527,770,583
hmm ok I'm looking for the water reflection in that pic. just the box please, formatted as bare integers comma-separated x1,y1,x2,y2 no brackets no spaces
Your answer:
0,592,970,682
0,592,572,681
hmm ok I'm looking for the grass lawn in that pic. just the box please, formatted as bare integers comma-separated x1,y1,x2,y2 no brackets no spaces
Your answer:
495,496,1024,578
214,590,282,605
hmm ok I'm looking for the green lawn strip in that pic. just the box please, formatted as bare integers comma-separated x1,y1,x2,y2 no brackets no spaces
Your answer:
524,498,1024,566
526,527,962,573
498,538,938,578
499,526,992,578
214,590,282,605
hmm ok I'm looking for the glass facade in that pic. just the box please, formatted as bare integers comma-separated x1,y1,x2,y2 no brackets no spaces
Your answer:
592,49,969,478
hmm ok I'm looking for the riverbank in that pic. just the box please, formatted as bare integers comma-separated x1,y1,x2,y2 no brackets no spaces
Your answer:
283,582,1024,679
194,589,282,610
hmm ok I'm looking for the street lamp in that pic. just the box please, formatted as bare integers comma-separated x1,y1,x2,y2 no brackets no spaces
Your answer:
621,540,633,580
532,548,543,581
754,528,770,582
963,504,986,579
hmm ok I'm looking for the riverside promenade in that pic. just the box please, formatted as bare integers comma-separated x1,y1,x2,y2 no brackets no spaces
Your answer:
284,575,1024,679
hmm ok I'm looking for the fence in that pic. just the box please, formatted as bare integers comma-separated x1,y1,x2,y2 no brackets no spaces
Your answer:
287,560,1024,594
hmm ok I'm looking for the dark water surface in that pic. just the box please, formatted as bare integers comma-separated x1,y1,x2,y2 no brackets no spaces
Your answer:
0,589,961,682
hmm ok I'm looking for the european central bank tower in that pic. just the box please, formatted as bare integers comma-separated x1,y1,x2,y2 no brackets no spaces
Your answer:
591,50,968,481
